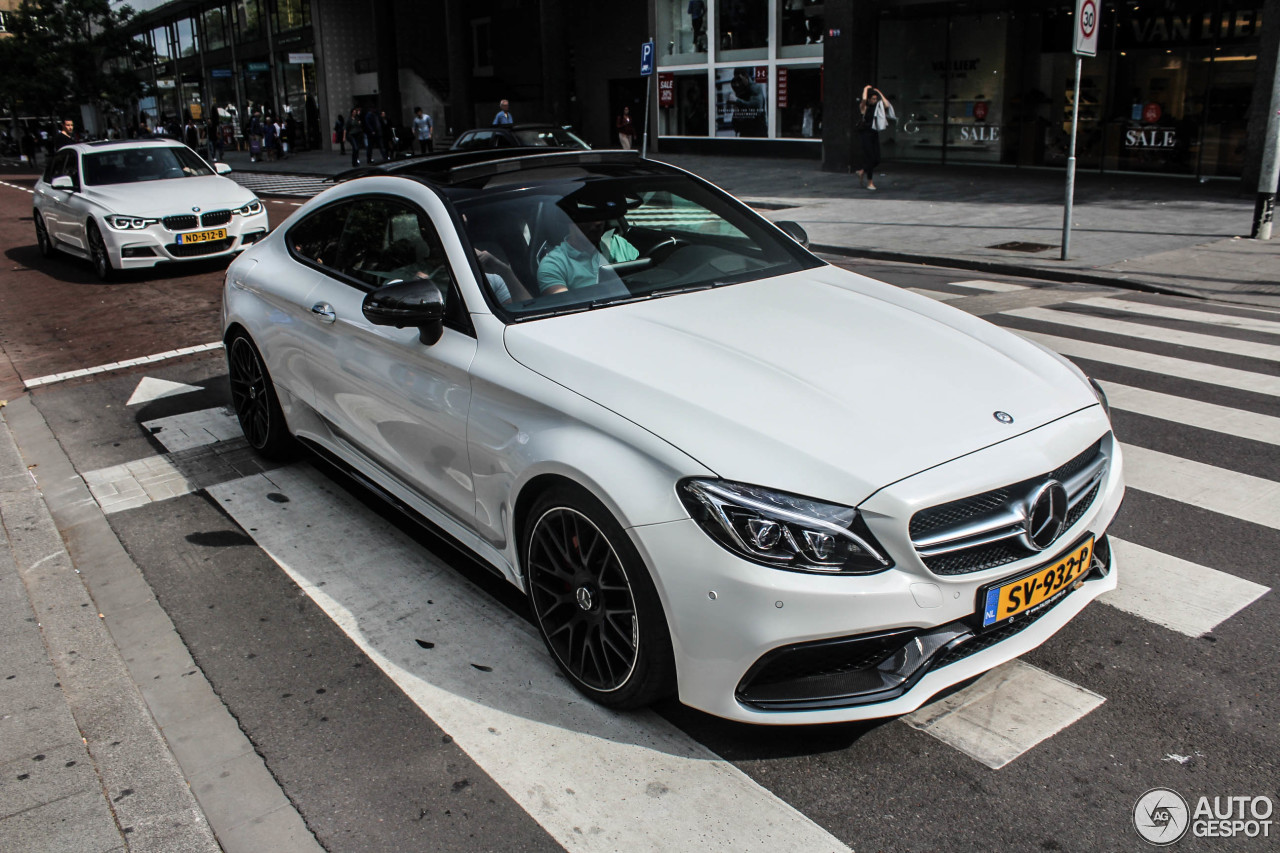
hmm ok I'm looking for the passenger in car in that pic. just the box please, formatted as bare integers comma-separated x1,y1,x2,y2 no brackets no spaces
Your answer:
536,199,638,295
475,245,534,305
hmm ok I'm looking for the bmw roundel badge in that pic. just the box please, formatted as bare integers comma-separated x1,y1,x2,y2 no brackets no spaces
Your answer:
993,411,1014,424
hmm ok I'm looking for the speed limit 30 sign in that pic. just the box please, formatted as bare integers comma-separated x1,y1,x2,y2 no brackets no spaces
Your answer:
1073,0,1099,56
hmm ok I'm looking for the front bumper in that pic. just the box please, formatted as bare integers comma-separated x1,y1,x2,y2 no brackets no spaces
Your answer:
632,406,1123,725
103,211,269,268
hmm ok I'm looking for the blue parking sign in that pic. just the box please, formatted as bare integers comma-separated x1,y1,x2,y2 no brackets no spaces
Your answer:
640,40,655,76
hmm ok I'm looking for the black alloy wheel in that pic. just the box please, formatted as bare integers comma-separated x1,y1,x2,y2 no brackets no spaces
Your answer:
227,333,293,459
87,221,112,281
35,212,55,258
524,486,675,709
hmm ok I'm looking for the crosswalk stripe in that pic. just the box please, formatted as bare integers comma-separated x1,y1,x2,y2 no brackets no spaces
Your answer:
209,466,853,853
1005,306,1280,363
902,661,1104,769
948,279,1029,293
1100,381,1280,446
1020,331,1280,397
1101,538,1269,636
1122,443,1280,531
907,287,962,301
1071,297,1280,337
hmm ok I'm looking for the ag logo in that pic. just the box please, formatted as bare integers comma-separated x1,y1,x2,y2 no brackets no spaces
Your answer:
1134,788,1190,845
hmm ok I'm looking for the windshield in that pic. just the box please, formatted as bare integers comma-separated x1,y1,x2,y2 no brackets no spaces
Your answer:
454,172,821,319
83,146,214,186
512,127,589,149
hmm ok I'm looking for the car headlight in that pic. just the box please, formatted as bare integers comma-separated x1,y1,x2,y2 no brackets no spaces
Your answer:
236,199,264,216
1088,377,1111,421
105,214,159,230
678,479,893,574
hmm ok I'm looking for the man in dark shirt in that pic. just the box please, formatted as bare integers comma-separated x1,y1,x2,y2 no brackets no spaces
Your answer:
363,106,381,164
53,119,75,150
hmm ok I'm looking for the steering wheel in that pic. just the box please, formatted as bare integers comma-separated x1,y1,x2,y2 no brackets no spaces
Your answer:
646,236,684,264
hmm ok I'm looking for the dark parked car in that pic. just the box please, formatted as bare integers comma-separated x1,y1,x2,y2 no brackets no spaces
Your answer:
451,124,591,151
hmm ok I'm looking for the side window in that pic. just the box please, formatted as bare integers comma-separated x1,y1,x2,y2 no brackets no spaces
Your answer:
458,130,491,150
62,152,81,189
333,197,466,325
288,202,349,268
44,151,68,185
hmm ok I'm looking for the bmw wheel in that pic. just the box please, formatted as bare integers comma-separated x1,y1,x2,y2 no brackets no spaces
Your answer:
227,332,294,460
35,212,55,258
87,221,112,281
523,485,675,709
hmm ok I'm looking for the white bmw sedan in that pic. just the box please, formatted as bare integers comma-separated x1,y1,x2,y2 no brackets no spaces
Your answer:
222,149,1124,725
34,139,268,280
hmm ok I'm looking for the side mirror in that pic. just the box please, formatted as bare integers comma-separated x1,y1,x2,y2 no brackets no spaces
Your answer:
362,278,446,345
51,175,74,190
214,162,232,175
775,220,810,248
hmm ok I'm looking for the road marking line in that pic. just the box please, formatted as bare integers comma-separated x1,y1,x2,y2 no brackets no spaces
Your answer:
1,180,35,194
1072,297,1280,336
1020,331,1280,397
143,407,243,453
1122,443,1280,531
24,342,224,389
902,661,1104,770
1100,381,1280,446
1005,306,1280,362
209,466,852,853
127,376,204,406
1102,538,1269,636
947,279,1029,293
906,287,962,301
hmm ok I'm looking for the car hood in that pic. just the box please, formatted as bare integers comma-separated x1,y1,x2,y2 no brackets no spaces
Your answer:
83,176,254,216
503,266,1097,506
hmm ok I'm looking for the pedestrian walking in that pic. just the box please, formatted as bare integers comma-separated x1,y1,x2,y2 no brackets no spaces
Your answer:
334,116,346,154
346,108,365,167
493,99,514,127
379,110,394,161
362,105,381,164
183,116,199,150
855,84,894,191
616,106,636,149
248,111,264,162
263,115,279,161
412,107,434,155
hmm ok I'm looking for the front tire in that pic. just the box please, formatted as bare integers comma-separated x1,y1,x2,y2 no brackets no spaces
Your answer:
523,484,675,709
35,211,55,258
226,332,294,460
87,221,112,281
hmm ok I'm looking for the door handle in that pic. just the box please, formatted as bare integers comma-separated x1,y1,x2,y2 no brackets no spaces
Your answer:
311,302,336,324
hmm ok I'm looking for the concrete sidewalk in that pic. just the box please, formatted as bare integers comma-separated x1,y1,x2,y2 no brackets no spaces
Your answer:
211,145,1280,308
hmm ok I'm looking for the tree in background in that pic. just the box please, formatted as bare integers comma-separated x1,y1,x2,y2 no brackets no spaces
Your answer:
0,0,153,128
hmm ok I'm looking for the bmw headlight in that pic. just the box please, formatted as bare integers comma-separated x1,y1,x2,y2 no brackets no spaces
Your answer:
1088,377,1111,421
236,199,264,216
105,214,158,230
679,479,892,574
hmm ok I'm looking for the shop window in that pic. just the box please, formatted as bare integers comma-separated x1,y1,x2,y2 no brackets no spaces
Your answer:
716,66,768,137
151,26,173,61
235,0,264,42
876,16,949,164
777,65,822,139
275,0,311,33
717,0,768,58
658,71,711,136
175,18,198,58
658,0,708,61
779,0,822,58
203,7,228,51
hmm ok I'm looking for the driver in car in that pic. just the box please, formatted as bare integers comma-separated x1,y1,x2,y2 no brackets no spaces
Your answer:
536,193,638,295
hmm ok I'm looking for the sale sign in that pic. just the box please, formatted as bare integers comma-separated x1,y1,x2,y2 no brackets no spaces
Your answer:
658,73,675,108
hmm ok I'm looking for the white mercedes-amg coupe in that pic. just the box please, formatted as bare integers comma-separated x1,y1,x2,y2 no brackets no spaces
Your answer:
221,149,1123,724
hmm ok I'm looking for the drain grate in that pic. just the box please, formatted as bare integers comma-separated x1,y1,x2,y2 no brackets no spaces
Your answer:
988,241,1058,253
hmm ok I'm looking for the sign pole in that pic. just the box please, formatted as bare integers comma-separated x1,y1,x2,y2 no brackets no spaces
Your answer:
1063,0,1098,261
1250,49,1280,239
1061,55,1082,261
642,75,652,158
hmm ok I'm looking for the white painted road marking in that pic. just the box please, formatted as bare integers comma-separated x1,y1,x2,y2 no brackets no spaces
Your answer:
127,376,204,406
907,287,962,301
1122,443,1280,531
1099,381,1280,446
25,342,224,389
1102,539,1269,637
82,455,195,513
209,466,852,853
1021,331,1280,397
902,661,1105,769
1005,305,1280,362
948,279,1029,293
1071,297,1280,336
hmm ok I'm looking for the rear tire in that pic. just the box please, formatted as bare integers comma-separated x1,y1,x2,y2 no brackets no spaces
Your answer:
523,484,676,709
226,332,295,460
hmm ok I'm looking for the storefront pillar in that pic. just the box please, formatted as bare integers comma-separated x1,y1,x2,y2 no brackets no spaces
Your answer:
444,0,473,132
820,0,877,174
372,0,401,119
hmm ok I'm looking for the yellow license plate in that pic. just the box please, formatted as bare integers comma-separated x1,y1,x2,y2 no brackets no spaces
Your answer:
981,537,1094,628
177,228,227,244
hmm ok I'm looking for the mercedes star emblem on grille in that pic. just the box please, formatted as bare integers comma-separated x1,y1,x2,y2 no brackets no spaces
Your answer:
1023,480,1069,551
993,411,1014,424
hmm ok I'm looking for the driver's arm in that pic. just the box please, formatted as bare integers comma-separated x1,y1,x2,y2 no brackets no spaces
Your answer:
536,250,570,294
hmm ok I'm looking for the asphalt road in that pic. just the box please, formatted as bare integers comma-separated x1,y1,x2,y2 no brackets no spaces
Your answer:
1,176,1276,853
